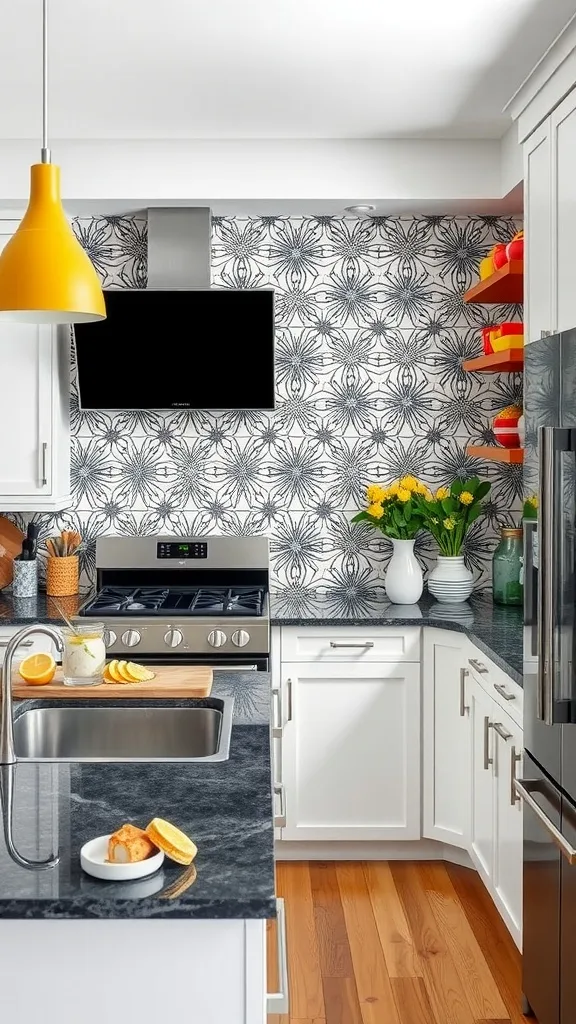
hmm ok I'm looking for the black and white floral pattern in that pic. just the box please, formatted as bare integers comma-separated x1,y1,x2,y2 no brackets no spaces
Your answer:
5,214,523,597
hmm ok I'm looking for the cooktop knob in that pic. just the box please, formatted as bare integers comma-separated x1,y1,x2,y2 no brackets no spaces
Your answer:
164,628,183,648
207,629,227,648
232,629,250,648
121,629,141,648
103,628,117,648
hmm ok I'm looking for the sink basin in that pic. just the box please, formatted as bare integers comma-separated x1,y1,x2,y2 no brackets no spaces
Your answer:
12,700,234,762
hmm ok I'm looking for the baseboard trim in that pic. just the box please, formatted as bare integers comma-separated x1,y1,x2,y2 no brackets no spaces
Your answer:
275,838,475,864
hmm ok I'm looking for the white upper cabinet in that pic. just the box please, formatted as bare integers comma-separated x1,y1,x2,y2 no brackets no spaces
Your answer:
524,122,552,344
422,628,471,850
552,88,576,335
0,226,71,510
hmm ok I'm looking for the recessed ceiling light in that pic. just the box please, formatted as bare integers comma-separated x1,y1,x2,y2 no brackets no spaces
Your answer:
344,205,376,217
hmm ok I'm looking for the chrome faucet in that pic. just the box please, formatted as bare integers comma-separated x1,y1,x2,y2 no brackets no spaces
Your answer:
0,624,64,765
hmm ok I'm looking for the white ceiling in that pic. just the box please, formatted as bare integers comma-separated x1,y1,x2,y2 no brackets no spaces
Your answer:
0,0,574,142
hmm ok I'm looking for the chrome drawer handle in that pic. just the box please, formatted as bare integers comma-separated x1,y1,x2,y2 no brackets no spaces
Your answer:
515,779,576,864
459,667,469,717
494,683,516,701
273,784,286,829
267,897,289,1014
484,716,493,769
493,722,513,742
285,678,293,722
329,641,374,649
41,441,48,487
469,658,488,674
271,684,283,737
511,747,522,806
0,640,33,648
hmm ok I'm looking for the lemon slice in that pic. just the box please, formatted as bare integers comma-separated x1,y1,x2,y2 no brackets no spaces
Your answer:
19,652,56,685
146,818,197,865
125,662,155,682
107,659,125,682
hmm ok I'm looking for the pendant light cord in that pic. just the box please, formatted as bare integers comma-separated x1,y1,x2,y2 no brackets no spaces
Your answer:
41,0,50,163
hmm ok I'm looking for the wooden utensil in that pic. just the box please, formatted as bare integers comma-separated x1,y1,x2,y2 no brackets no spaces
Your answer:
0,516,25,589
12,664,214,699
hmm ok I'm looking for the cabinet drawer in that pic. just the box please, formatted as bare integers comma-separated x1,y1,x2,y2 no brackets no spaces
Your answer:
280,626,421,663
467,647,523,726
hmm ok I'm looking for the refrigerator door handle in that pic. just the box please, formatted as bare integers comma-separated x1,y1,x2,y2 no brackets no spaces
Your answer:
537,426,557,725
515,778,576,864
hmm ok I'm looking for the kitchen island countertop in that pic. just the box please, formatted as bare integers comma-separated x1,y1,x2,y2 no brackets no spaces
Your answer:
0,671,275,920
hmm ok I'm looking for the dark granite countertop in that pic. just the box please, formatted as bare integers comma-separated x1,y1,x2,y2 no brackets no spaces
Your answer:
270,590,524,685
0,671,275,920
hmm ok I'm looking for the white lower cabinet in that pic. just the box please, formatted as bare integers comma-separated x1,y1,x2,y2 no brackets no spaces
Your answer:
470,675,523,948
280,660,420,841
422,629,471,849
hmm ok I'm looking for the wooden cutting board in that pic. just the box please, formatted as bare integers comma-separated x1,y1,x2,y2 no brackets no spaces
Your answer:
0,516,25,589
12,664,213,699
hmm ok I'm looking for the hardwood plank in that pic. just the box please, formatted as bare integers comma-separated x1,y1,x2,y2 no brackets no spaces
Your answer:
419,862,509,1021
276,862,325,1020
310,862,355,979
336,863,400,1024
390,862,475,1024
364,861,423,979
290,1019,326,1023
444,863,528,1024
474,1019,512,1023
323,977,363,1024
391,977,436,1024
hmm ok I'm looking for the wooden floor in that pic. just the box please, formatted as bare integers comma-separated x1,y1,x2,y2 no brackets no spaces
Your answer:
267,861,530,1024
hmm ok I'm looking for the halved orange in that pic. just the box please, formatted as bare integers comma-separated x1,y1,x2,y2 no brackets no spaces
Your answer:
146,818,197,865
19,652,56,685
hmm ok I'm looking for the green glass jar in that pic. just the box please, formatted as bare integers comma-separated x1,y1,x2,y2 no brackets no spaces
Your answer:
493,527,523,606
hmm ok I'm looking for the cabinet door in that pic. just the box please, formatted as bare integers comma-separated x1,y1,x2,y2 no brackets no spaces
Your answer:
492,709,523,948
281,661,420,841
422,629,471,849
524,120,553,344
552,88,576,334
0,320,52,496
470,677,495,883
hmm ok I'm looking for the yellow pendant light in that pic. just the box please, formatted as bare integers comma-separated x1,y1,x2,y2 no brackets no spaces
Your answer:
0,0,105,324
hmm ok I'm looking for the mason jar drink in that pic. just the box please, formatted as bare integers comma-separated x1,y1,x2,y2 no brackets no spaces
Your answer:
62,622,106,686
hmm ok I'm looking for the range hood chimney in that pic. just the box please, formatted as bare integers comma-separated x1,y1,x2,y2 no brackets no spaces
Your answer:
147,207,212,289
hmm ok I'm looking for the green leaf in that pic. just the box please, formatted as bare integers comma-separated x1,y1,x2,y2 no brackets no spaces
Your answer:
451,478,463,497
466,476,480,494
475,480,491,500
404,500,412,521
441,497,457,515
351,511,368,522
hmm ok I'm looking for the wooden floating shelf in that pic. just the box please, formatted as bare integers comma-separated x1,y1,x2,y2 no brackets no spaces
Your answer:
464,261,524,304
463,348,524,373
466,445,524,464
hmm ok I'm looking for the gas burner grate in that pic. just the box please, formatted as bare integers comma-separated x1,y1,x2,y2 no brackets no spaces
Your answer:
82,585,266,617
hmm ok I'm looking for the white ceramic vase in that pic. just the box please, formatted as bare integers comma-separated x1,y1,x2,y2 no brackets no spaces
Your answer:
427,555,474,603
385,539,423,605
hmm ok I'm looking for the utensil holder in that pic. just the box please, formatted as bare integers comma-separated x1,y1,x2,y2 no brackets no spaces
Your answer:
12,559,38,598
46,555,79,597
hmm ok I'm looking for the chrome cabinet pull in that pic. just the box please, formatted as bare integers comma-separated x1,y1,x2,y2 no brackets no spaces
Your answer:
537,426,556,725
271,684,283,738
273,784,286,829
515,778,576,864
493,722,513,741
329,641,374,649
0,640,33,648
483,716,493,770
286,678,293,723
511,747,522,806
459,667,469,717
469,658,488,674
267,897,289,1014
41,441,48,486
494,683,516,701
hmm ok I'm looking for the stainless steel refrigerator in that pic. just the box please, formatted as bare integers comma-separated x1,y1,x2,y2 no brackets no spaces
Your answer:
520,329,576,1022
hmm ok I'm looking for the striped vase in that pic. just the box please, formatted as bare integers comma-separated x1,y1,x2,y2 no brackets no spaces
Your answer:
427,555,474,604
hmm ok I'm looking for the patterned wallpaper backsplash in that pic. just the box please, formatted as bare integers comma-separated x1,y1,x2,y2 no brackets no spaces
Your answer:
7,213,523,606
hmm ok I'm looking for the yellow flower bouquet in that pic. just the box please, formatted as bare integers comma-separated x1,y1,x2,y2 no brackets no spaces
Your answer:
417,476,491,556
352,476,431,540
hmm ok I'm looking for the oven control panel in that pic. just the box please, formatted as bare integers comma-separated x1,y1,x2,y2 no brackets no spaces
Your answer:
157,541,208,560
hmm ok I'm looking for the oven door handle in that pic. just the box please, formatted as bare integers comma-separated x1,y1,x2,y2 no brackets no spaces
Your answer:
514,778,576,864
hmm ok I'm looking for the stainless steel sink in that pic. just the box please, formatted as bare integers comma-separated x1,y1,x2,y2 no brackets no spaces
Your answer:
12,700,234,762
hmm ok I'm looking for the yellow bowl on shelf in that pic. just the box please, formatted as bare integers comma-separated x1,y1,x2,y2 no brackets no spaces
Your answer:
479,254,495,280
491,333,524,352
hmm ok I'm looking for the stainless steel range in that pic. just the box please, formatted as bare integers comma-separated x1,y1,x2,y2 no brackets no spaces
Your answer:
80,536,270,670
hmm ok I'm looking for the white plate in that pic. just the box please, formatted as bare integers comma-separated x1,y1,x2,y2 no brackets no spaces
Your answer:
80,834,164,881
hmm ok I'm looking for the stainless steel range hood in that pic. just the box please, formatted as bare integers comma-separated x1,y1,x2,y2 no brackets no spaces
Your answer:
147,207,212,289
